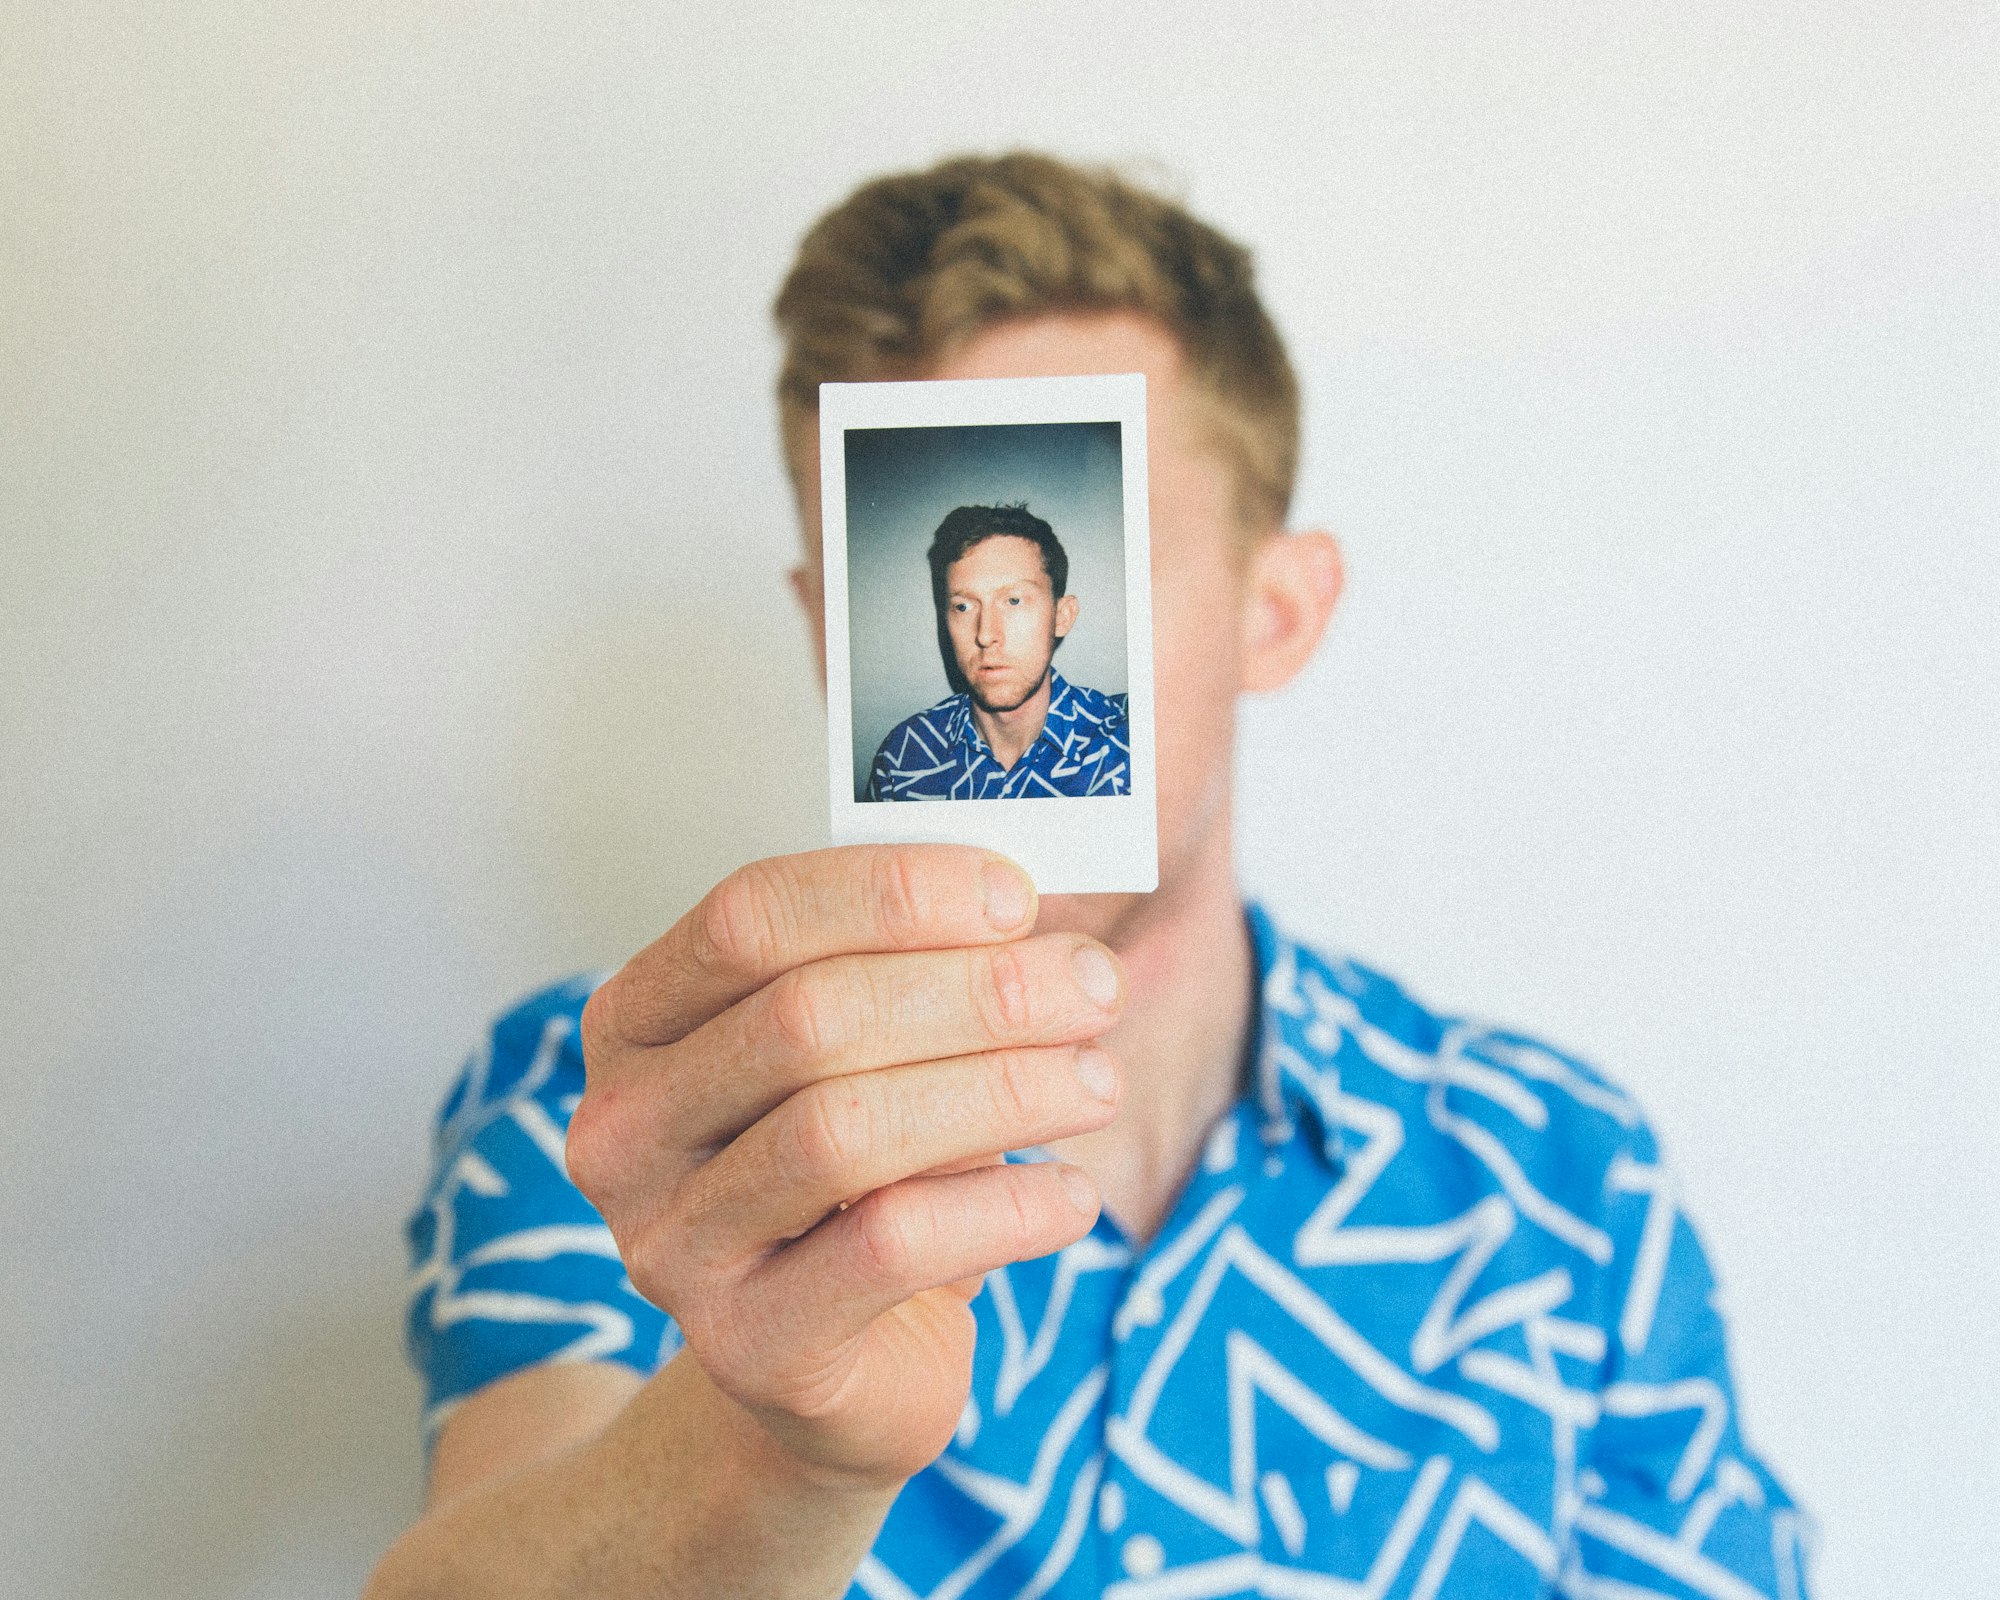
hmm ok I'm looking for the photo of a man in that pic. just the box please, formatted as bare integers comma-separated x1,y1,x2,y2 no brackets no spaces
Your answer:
867,502,1131,801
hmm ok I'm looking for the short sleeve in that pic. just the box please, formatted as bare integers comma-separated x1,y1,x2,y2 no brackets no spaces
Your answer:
402,976,680,1443
1564,1130,1814,1598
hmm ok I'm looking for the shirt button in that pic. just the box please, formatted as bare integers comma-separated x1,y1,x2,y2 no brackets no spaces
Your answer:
1121,1533,1165,1578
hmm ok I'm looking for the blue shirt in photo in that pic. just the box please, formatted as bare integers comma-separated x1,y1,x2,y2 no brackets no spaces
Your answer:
404,906,1811,1599
866,669,1131,800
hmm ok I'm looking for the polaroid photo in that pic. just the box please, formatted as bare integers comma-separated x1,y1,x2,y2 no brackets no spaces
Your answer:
819,373,1157,894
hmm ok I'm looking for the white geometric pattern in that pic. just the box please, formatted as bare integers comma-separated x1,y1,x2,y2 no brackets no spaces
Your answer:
866,670,1130,800
405,912,1812,1596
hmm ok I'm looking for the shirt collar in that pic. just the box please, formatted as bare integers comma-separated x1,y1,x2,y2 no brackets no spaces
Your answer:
1245,901,1349,1173
1040,669,1082,751
951,669,1078,764
1010,905,1350,1182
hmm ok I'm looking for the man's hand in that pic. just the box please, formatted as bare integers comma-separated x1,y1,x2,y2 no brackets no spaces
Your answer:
567,844,1123,1491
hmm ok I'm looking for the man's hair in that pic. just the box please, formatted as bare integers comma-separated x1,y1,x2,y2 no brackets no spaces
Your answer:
775,152,1299,530
927,502,1069,607
925,503,1068,694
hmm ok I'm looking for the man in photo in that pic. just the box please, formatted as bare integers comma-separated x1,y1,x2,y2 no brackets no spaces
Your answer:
370,153,1809,1599
867,501,1130,801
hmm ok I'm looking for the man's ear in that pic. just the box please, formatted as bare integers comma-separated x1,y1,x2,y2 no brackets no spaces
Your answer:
788,563,829,692
1239,529,1342,693
1054,592,1080,639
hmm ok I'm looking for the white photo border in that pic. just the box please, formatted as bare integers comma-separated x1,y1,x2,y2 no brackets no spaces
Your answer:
819,374,1157,894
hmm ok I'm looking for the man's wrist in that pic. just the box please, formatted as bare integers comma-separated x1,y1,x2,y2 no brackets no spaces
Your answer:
636,1350,907,1510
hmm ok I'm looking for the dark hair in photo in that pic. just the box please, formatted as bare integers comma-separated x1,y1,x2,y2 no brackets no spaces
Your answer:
925,503,1070,694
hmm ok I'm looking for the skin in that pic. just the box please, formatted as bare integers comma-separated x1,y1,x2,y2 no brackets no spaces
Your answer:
940,532,1079,769
364,310,1343,1600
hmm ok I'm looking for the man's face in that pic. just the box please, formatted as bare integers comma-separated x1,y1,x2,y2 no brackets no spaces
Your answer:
941,534,1077,715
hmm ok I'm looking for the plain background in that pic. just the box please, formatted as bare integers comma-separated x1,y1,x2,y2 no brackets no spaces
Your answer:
844,420,1130,797
4,4,1995,1597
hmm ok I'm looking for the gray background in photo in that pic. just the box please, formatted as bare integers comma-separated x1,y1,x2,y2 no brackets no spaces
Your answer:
844,421,1128,798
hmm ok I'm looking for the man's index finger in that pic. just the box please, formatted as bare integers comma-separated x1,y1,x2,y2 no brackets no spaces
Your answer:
599,844,1038,1048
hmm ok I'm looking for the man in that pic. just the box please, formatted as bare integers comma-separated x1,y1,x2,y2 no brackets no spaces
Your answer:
369,154,1809,1598
867,502,1131,801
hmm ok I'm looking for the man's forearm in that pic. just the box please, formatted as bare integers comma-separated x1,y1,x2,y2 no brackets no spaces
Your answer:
364,1352,898,1600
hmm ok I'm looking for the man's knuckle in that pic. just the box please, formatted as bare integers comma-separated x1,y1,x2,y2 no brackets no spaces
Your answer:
789,1082,867,1186
869,850,928,945
579,981,621,1061
625,1247,675,1313
562,1094,618,1206
975,945,1032,1040
850,1194,918,1286
768,966,840,1060
699,864,790,975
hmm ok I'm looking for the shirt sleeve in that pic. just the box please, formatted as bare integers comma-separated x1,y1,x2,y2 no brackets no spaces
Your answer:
402,976,680,1445
1564,1129,1814,1598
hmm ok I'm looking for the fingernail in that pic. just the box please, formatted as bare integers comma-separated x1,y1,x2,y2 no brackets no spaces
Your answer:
1074,1046,1118,1103
1070,943,1120,1009
982,860,1033,931
1057,1164,1098,1214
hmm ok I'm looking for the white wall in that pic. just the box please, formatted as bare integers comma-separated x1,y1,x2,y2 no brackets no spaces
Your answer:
4,4,1993,1597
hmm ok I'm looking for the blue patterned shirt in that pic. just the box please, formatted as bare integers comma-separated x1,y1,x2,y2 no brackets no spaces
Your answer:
867,670,1130,800
405,908,1810,1598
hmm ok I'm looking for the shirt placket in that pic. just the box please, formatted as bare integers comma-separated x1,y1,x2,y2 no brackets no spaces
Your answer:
1088,1095,1272,1587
